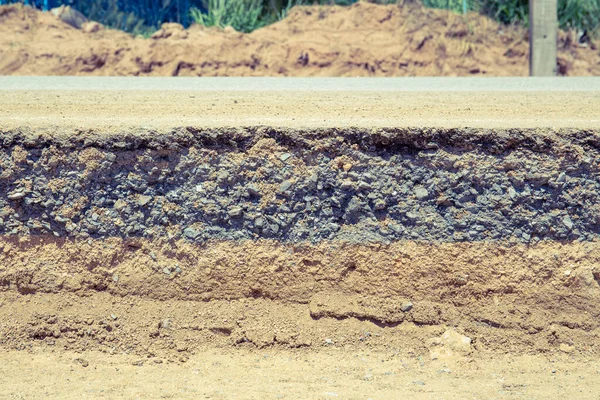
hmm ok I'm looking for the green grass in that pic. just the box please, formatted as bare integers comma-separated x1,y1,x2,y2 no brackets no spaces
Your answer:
425,0,600,34
190,0,275,33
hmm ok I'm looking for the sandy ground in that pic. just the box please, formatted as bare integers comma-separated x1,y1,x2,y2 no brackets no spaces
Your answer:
2,348,599,399
0,2,599,77
1,78,600,129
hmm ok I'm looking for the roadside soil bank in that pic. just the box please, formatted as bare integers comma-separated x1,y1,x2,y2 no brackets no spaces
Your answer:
1,125,599,360
1,2,599,76
2,85,600,398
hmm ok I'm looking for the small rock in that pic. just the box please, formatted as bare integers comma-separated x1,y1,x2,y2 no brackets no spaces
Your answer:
138,195,152,206
7,192,26,200
132,359,145,367
183,227,201,240
247,184,261,197
358,181,372,191
413,380,425,386
400,301,413,312
427,329,472,359
374,199,386,210
562,215,574,230
114,199,127,211
228,206,243,218
82,21,103,33
324,338,334,345
340,180,354,190
278,180,292,194
559,343,574,353
159,319,171,330
73,358,89,368
414,187,429,200
279,153,292,162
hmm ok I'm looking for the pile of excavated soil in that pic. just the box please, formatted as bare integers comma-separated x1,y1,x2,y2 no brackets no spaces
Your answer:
0,2,598,76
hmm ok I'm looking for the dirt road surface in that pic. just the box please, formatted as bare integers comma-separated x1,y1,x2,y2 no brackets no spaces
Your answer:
1,77,600,399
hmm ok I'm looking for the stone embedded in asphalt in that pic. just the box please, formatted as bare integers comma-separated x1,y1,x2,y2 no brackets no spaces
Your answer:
138,195,152,206
278,180,292,194
7,192,26,200
414,186,429,200
563,215,574,230
183,227,201,240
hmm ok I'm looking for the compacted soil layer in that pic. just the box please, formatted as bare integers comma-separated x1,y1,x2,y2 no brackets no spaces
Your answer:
2,347,599,399
1,2,599,77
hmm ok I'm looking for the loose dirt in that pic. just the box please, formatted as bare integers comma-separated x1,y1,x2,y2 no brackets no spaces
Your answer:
0,1,599,77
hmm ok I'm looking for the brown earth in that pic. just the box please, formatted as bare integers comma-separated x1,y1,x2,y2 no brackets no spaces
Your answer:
3,348,599,399
1,237,599,358
0,1,599,77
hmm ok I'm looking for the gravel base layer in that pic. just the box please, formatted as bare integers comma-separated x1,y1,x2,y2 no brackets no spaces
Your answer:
1,126,600,243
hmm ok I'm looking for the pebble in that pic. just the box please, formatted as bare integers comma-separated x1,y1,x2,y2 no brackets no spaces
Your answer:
279,153,292,162
183,227,201,240
138,195,152,206
278,181,292,194
228,206,243,217
400,301,413,312
73,358,89,368
563,215,574,230
414,187,429,200
7,192,26,200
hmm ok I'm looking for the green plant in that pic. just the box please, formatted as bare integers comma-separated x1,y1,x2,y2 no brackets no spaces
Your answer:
421,0,480,14
481,0,600,33
77,0,155,36
558,0,600,33
190,0,271,32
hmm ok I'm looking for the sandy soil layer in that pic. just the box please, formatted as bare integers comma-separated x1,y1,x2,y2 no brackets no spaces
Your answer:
3,348,599,399
0,2,599,77
1,238,599,357
2,89,599,130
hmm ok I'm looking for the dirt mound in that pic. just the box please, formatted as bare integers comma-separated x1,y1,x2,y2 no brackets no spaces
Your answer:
0,2,598,76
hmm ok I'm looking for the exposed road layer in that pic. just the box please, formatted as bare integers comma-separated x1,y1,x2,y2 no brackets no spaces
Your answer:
0,77,599,130
1,78,600,395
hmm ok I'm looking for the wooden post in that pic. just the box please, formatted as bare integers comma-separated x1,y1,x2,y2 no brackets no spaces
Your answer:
529,0,558,76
